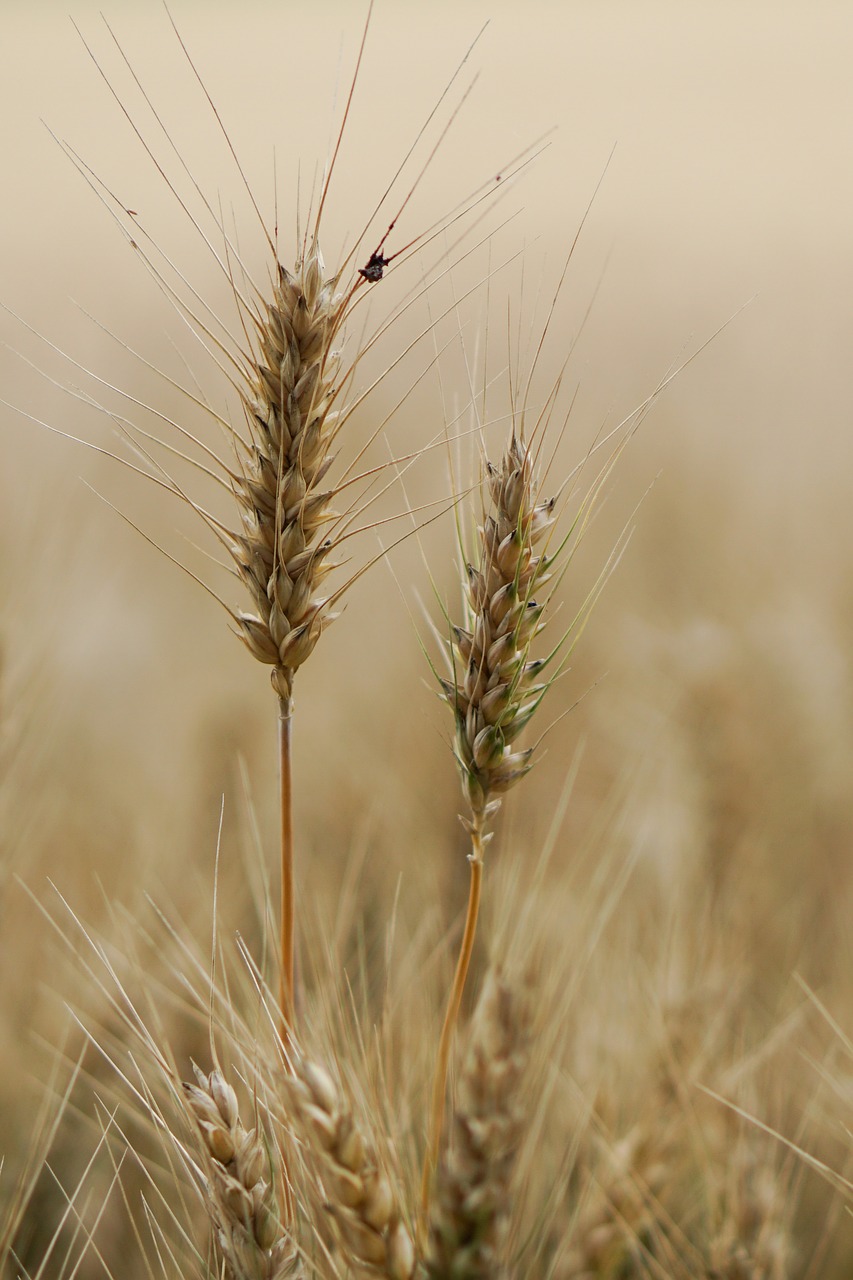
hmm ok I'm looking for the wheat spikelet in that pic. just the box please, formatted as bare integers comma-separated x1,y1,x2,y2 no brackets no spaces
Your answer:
290,1056,416,1280
443,431,555,838
183,1063,303,1279
426,970,530,1280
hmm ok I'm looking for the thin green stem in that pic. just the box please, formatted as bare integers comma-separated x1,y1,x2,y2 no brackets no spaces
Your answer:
419,823,485,1242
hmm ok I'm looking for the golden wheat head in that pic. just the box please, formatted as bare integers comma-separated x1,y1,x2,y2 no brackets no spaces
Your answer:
231,242,356,707
183,1063,302,1279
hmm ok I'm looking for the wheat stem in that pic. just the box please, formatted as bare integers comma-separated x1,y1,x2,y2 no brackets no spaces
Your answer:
278,694,295,1035
420,823,485,1239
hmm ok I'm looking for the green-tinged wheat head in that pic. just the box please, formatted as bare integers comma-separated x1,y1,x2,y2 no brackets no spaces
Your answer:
184,1063,303,1279
443,431,555,838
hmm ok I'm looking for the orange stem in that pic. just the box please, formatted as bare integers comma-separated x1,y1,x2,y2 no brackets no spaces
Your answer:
278,695,295,1037
419,825,485,1240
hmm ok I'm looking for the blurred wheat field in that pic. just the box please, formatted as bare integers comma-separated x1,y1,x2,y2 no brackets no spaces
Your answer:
3,1,853,1276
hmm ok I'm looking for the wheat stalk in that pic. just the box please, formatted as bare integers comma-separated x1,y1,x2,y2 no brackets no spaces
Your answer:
426,969,531,1280
228,239,364,1029
422,429,556,1221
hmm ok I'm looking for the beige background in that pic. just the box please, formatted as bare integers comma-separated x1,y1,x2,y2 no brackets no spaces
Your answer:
3,0,853,911
2,2,852,889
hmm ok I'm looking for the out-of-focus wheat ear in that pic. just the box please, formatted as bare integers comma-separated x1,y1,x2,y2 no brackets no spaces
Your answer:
426,970,531,1280
704,1120,792,1280
183,1062,304,1279
290,1056,417,1280
557,1121,681,1279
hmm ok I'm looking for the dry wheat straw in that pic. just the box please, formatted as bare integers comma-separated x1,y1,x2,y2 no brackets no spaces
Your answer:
427,970,530,1280
183,1062,303,1278
291,1057,417,1280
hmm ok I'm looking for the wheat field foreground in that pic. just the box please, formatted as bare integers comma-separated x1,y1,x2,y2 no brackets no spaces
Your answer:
2,3,853,1277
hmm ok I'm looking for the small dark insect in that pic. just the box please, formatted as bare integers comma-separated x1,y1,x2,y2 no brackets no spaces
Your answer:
358,250,390,283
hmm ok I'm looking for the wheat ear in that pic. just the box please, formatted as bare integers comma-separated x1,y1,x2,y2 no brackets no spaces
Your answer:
426,970,530,1280
704,1118,791,1280
291,1057,417,1280
446,432,555,826
183,1063,303,1278
422,431,554,1221
559,1121,681,1279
